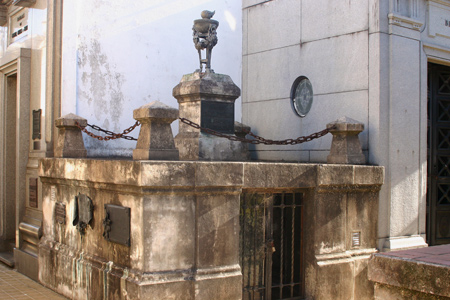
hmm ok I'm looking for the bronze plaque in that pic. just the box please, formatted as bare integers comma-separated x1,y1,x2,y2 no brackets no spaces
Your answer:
32,109,41,140
103,204,131,246
29,178,38,208
201,101,234,134
55,202,66,224
73,194,94,235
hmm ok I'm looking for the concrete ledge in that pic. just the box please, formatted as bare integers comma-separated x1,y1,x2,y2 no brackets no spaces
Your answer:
39,159,383,190
369,245,450,299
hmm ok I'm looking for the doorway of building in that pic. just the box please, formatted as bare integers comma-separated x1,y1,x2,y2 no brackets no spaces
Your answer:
427,62,450,246
240,192,304,300
0,72,17,266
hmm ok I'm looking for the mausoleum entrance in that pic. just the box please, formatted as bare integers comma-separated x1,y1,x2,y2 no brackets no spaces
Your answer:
427,62,450,246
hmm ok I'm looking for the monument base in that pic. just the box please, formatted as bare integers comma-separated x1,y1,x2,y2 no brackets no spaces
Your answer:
175,132,248,161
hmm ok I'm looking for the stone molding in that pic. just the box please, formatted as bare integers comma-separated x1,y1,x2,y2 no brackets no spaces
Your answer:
388,13,423,31
39,159,384,190
424,42,450,64
429,0,450,7
12,0,36,7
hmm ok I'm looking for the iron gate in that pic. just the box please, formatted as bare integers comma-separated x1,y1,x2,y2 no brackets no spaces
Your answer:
427,63,450,245
240,192,304,300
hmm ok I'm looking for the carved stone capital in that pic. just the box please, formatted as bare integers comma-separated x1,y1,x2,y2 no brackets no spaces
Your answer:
327,117,366,165
133,101,179,160
54,113,87,158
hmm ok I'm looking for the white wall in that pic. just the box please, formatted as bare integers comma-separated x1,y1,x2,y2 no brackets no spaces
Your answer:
242,0,369,162
61,0,242,157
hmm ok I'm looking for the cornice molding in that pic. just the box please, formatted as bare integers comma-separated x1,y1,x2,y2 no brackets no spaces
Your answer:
12,0,35,8
428,0,450,7
388,13,424,31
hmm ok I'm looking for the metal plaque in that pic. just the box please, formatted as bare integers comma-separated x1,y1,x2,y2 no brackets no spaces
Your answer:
201,101,234,134
55,202,66,225
103,204,131,247
73,194,94,235
29,178,38,208
291,77,313,118
32,109,41,140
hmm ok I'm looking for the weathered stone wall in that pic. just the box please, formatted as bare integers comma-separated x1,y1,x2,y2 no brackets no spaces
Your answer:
369,245,450,300
38,159,383,300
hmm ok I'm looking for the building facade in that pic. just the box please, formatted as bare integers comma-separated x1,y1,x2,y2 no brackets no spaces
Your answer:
242,0,450,252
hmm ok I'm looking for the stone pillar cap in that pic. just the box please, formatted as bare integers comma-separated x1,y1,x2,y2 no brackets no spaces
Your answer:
172,72,241,99
234,121,251,134
55,113,87,127
327,116,364,132
133,100,179,120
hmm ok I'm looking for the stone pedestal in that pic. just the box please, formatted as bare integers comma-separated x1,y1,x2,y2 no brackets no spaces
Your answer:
132,101,179,160
327,117,366,165
173,72,247,161
38,159,383,300
54,113,87,158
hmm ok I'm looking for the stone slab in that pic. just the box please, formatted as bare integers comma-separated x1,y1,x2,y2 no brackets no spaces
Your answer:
369,245,450,298
246,0,300,54
302,0,369,42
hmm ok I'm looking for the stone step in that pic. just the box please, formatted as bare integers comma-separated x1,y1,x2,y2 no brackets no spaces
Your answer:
0,251,14,267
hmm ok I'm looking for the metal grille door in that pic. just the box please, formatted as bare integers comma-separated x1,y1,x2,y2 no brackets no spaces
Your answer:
240,193,303,300
428,63,450,245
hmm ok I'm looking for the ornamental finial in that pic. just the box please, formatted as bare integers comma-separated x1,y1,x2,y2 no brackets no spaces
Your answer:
193,10,219,73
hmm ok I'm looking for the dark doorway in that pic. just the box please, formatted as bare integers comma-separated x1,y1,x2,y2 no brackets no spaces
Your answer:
240,192,303,300
0,73,17,266
427,62,450,245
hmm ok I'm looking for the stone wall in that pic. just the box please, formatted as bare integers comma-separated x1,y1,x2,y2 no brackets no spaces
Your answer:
369,245,450,300
38,158,383,299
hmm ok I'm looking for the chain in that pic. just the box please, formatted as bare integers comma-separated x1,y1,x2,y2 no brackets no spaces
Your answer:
76,117,332,145
179,118,333,145
75,121,140,141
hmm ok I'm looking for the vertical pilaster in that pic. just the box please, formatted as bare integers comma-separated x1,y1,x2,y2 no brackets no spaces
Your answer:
45,0,63,157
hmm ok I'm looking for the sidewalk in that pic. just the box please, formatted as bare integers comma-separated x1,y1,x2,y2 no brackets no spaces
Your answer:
0,262,67,299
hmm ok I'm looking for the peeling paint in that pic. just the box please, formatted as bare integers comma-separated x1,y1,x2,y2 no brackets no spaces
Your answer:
77,38,125,131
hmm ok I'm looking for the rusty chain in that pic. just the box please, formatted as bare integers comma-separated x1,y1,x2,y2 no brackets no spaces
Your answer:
179,118,333,145
76,117,332,145
75,121,140,141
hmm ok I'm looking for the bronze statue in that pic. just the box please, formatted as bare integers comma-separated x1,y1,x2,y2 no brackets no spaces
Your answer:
193,10,219,73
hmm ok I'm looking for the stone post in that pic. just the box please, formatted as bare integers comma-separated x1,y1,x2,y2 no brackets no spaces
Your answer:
54,113,87,158
173,71,247,161
133,101,179,160
327,116,365,164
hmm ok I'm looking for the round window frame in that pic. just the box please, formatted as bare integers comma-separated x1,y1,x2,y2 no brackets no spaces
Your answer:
290,76,313,118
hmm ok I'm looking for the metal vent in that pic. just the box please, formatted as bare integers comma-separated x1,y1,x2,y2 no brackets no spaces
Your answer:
352,232,361,248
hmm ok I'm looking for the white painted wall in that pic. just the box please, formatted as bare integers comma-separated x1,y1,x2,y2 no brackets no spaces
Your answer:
243,0,369,162
61,0,242,157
